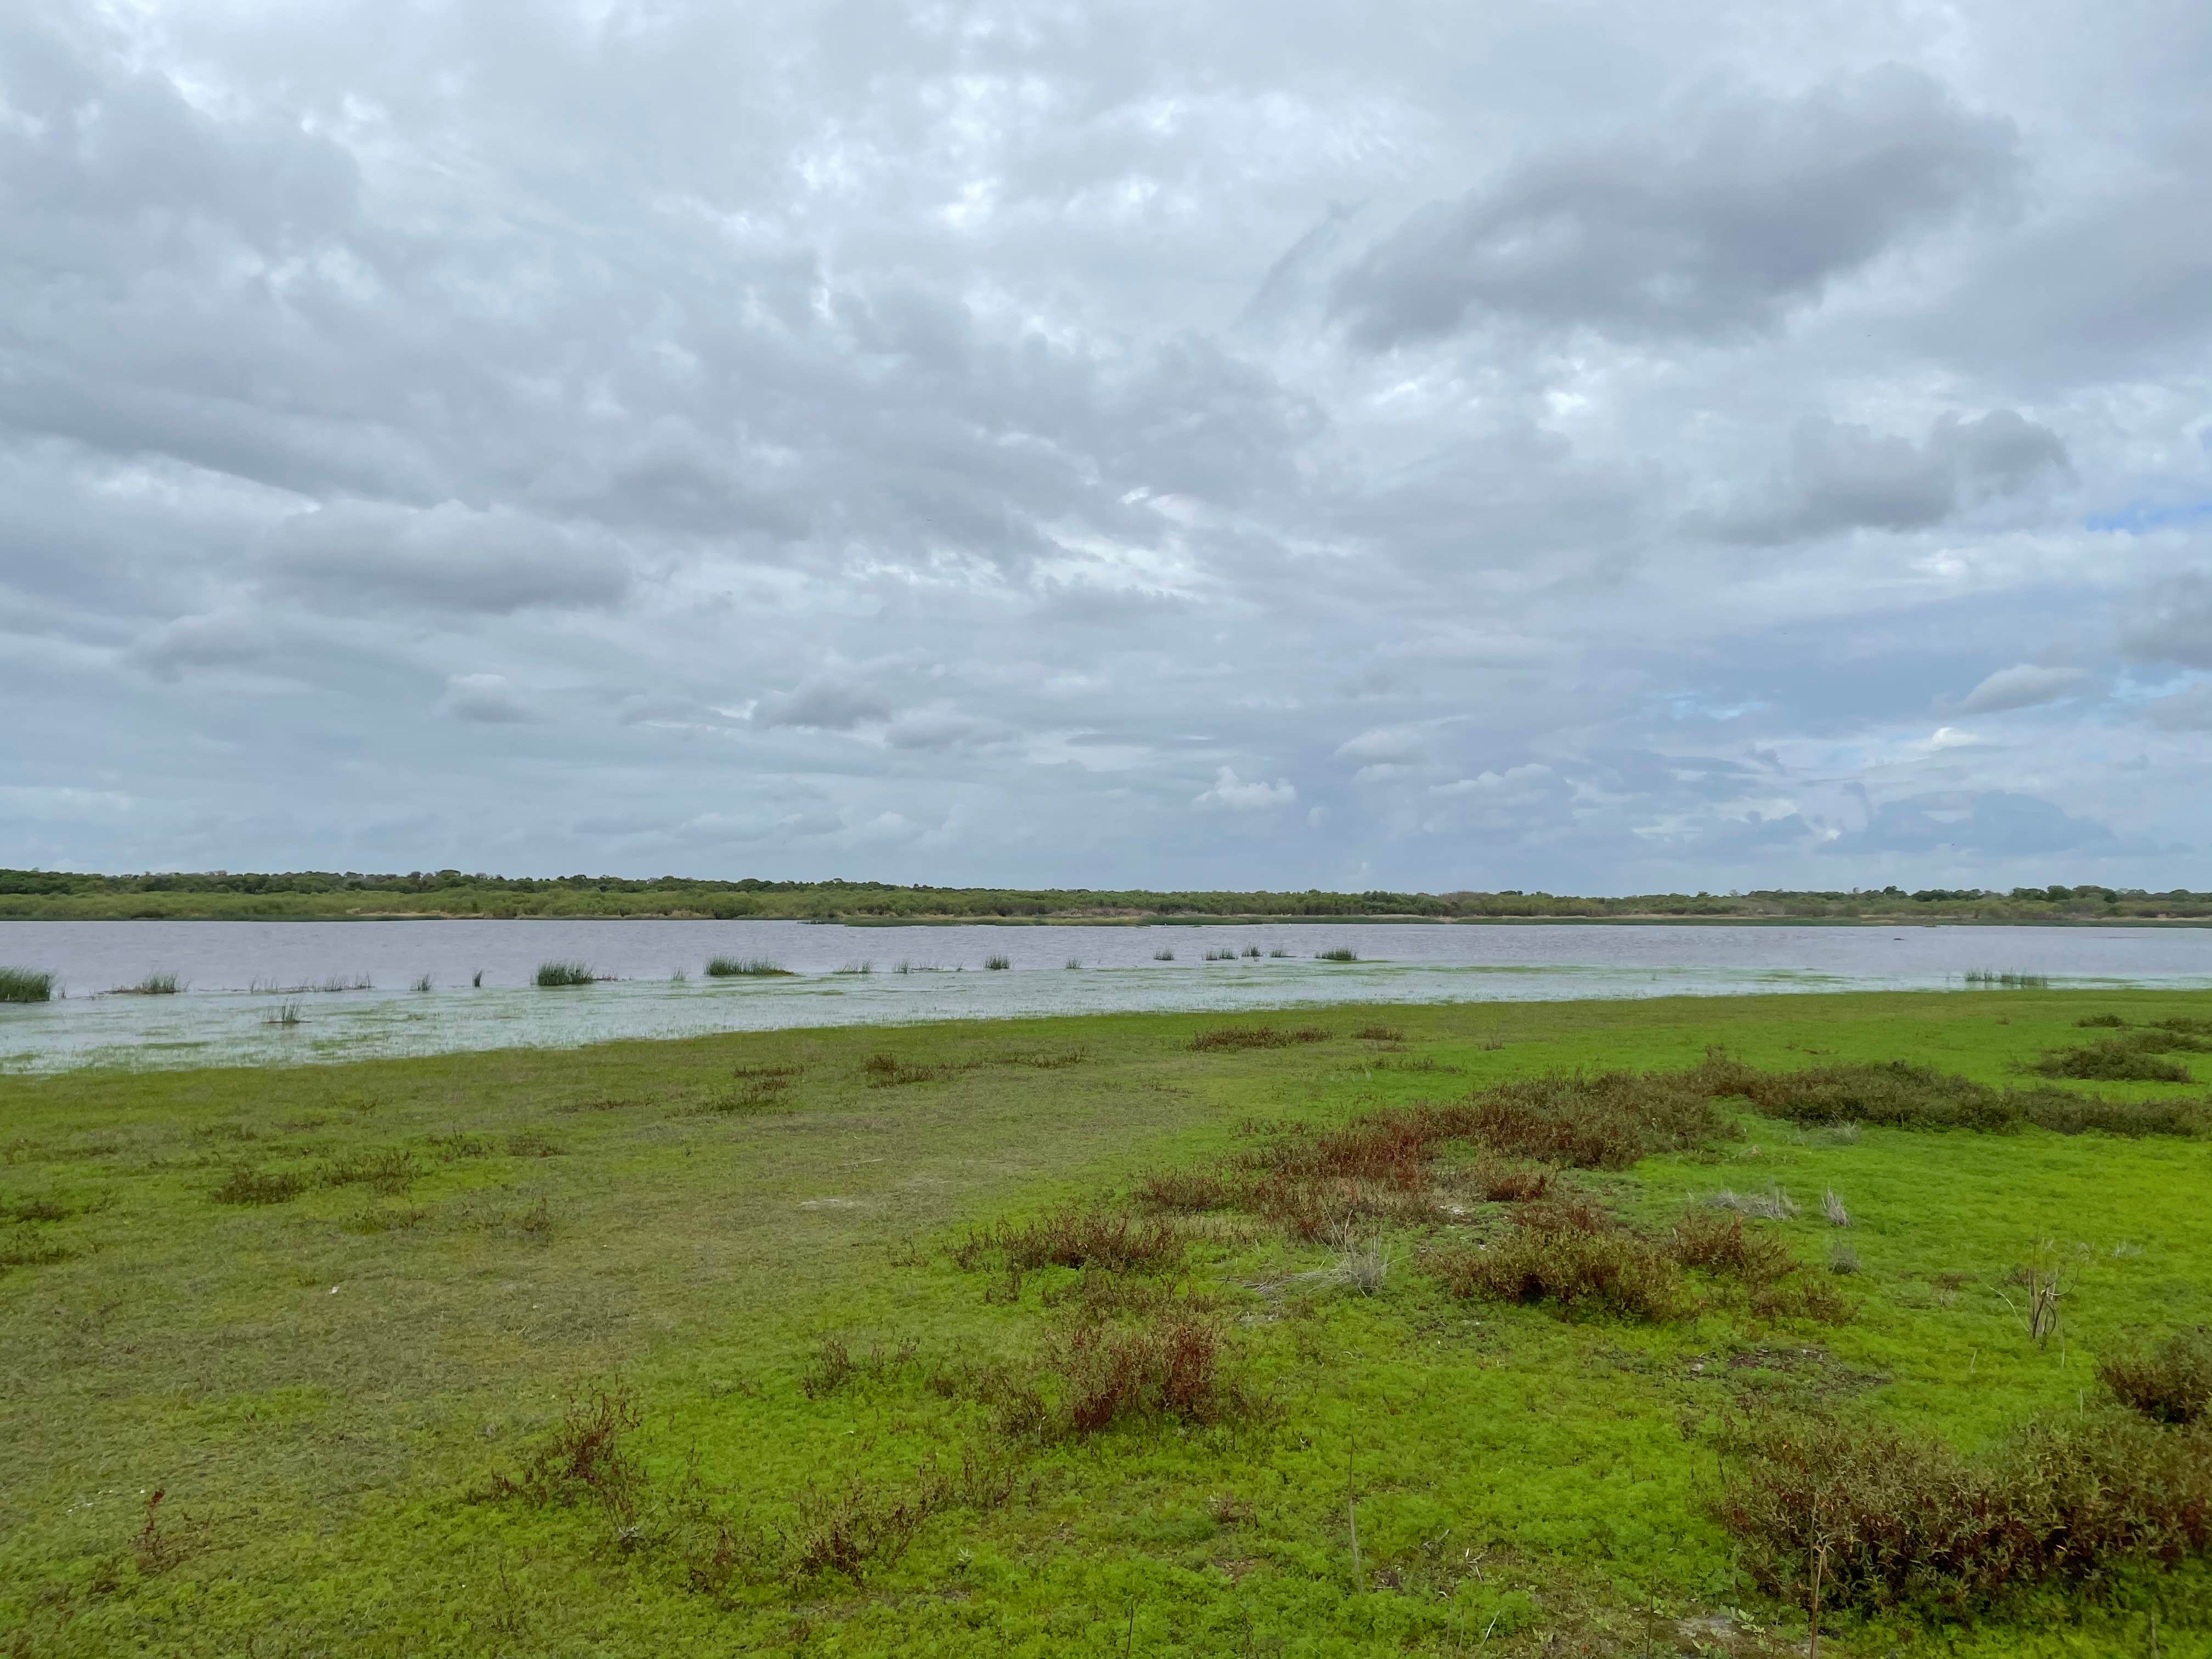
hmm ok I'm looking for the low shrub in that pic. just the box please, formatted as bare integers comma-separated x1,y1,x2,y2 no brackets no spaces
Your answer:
1436,1201,1686,1320
2101,1328,2212,1425
211,1166,309,1205
2076,1013,2129,1028
1133,1169,1236,1212
1047,1310,1240,1435
2030,1039,2193,1084
1352,1024,1406,1042
488,1386,646,1519
1715,1409,2212,1615
1713,1056,2206,1137
968,1205,1184,1275
1190,1025,1331,1052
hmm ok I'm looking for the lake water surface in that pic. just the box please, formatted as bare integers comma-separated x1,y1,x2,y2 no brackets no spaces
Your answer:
3,918,2209,1074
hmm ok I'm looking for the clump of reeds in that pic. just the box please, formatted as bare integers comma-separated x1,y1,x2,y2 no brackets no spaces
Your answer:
1331,1227,1391,1296
983,954,1011,970
0,967,55,1003
1963,968,2052,989
1242,945,1263,959
1064,957,1081,969
704,956,791,978
2100,1328,2212,1425
1189,1024,1331,1052
1822,1188,1852,1227
1152,947,1175,962
1713,1408,2212,1615
115,972,182,995
535,961,600,988
833,961,874,975
1314,946,1359,962
411,973,434,993
1267,947,1290,958
266,1000,303,1026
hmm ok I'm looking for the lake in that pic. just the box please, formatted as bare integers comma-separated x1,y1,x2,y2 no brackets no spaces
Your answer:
2,918,2209,1074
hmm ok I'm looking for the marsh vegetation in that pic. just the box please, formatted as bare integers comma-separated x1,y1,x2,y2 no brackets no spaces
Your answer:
7,988,2212,1656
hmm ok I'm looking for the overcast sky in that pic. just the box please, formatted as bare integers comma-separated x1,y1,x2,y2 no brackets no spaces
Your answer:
3,1,2209,891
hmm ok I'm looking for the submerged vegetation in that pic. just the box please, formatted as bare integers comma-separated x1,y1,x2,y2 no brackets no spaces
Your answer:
8,988,2212,1655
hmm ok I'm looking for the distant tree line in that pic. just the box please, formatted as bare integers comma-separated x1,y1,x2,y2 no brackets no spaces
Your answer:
1,869,2205,923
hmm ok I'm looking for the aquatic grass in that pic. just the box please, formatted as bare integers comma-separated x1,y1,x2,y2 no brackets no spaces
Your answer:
984,955,1011,971
704,956,792,978
833,961,875,975
115,972,183,995
1204,947,1237,962
1243,945,1262,958
247,976,372,995
535,961,601,989
1963,968,2051,989
1314,946,1359,963
266,1000,303,1026
1064,957,1081,970
411,974,434,994
1152,947,1175,962
1267,946,1290,958
0,967,57,1002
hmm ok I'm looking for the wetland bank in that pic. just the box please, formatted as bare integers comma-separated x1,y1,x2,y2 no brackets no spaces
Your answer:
6,987,2212,1656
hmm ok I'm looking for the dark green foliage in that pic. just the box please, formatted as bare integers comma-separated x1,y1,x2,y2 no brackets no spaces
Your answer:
535,961,599,988
1705,1055,2207,1136
1715,1410,2212,1615
1314,946,1359,962
2030,1039,2193,1084
983,954,1011,970
2076,1013,2128,1028
2101,1328,2212,1425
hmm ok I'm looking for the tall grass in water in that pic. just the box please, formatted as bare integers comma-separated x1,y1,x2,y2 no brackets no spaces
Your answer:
984,955,1011,971
833,961,874,975
0,967,55,1003
1203,947,1236,961
1963,968,2050,989
535,961,600,988
266,1000,303,1026
411,974,434,994
1064,957,1082,970
1153,947,1175,962
115,972,183,995
704,956,791,978
1314,946,1359,963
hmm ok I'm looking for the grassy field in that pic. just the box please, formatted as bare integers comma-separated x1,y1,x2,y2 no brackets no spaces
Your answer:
5,989,2212,1656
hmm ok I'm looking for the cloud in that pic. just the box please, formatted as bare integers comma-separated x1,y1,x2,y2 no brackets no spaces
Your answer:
2123,572,2212,669
1332,66,2017,348
2142,681,2212,730
1954,663,2092,714
753,676,892,732
1193,768,1297,811
1333,727,1428,765
127,612,277,679
1823,791,2118,856
1714,410,2068,543
267,503,629,615
438,673,535,724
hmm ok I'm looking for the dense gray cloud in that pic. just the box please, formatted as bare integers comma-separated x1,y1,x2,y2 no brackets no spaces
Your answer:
1715,410,2068,543
1331,67,2018,348
2,0,2207,889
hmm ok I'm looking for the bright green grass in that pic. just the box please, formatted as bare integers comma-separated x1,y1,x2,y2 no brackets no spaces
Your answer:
4,990,2212,1656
